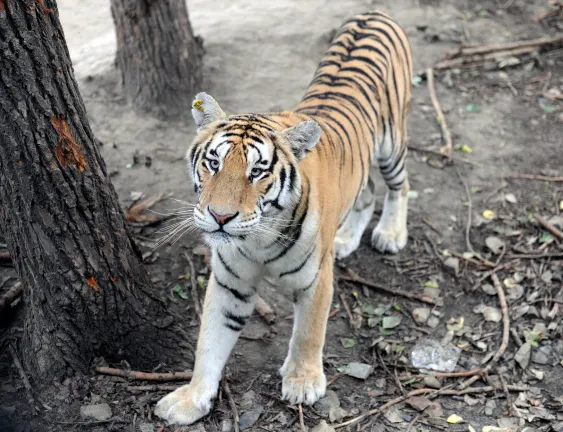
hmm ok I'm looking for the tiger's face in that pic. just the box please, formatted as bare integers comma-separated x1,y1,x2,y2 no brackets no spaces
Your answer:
187,93,321,245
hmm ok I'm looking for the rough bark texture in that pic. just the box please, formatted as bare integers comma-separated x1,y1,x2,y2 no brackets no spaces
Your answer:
0,0,190,386
111,0,203,119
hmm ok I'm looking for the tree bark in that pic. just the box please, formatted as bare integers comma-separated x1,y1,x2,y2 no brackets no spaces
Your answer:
0,0,191,387
110,0,203,119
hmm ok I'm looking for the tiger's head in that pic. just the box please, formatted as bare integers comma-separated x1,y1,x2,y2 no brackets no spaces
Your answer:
187,93,321,245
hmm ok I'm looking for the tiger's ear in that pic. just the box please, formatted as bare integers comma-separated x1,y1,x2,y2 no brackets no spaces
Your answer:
191,92,227,131
280,120,321,160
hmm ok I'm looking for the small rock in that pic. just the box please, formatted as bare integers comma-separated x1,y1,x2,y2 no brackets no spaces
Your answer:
443,257,459,274
383,406,404,423
486,236,505,254
422,287,441,299
485,399,496,416
311,420,336,432
531,345,552,365
0,405,16,416
406,396,432,411
344,362,373,380
423,376,441,389
427,315,440,328
221,419,233,432
314,390,340,416
239,407,263,430
504,193,517,204
474,304,502,322
139,423,154,432
240,390,256,410
481,284,497,295
80,403,112,421
412,307,430,323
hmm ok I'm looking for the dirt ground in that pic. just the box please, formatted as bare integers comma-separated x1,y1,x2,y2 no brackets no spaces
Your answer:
1,0,562,431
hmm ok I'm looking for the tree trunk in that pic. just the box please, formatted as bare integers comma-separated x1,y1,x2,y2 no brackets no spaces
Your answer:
0,0,190,387
110,0,203,119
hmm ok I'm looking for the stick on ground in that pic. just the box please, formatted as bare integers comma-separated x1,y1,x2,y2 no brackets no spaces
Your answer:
459,273,509,389
338,275,436,305
535,214,563,240
0,282,23,314
427,67,453,162
298,403,306,431
9,344,36,416
95,366,193,381
504,173,563,182
182,251,202,319
126,384,182,392
222,379,240,432
255,295,276,324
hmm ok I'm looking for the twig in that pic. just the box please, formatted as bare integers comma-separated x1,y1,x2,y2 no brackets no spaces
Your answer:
446,249,493,268
535,214,563,240
471,261,516,291
455,166,474,254
298,403,306,431
407,145,483,167
510,327,523,348
333,384,527,429
406,414,421,432
9,344,36,415
338,292,356,329
504,173,563,182
399,368,483,380
376,349,405,395
506,252,563,259
182,251,202,319
434,46,536,71
255,295,276,324
422,218,441,235
126,384,182,392
529,297,563,305
0,282,23,313
223,379,240,432
533,1,563,22
95,367,192,381
499,373,513,415
445,35,563,58
338,275,436,305
459,273,509,390
426,68,453,162
327,373,344,387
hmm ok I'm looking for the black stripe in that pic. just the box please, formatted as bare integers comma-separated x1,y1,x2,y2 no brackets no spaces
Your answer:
214,275,254,303
280,245,316,278
217,251,240,279
223,310,249,327
224,323,243,332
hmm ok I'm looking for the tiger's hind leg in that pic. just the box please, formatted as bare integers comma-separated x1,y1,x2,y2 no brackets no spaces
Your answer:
372,125,409,254
334,177,376,260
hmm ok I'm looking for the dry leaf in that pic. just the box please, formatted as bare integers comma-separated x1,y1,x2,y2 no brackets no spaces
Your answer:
87,276,99,292
446,414,463,424
482,209,496,220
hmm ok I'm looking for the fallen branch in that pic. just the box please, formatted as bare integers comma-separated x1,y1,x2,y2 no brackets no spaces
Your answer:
298,403,306,431
94,366,192,381
445,35,563,58
533,1,563,23
338,292,356,329
455,166,474,254
182,251,202,319
125,193,166,224
407,145,485,167
9,344,36,416
338,275,436,306
535,214,563,240
333,384,527,429
126,384,181,392
435,46,536,71
255,295,276,324
504,173,563,182
0,282,23,314
505,252,563,259
459,273,509,390
446,250,493,268
222,379,240,432
426,68,453,162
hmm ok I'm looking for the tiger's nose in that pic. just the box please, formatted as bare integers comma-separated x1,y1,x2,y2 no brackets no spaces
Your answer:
209,208,238,226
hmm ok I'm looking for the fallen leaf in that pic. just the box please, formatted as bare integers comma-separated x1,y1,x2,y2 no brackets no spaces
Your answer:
87,276,99,292
446,317,464,332
539,232,553,243
382,315,402,329
485,236,505,254
412,307,430,324
541,104,557,113
474,304,502,322
171,284,189,300
515,342,532,369
456,144,473,153
423,280,439,289
412,75,423,87
341,338,357,348
383,406,403,424
406,396,432,412
466,104,481,113
482,209,496,220
446,414,463,424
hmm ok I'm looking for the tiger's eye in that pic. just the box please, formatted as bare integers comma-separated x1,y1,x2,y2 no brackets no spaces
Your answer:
209,160,220,170
251,168,263,177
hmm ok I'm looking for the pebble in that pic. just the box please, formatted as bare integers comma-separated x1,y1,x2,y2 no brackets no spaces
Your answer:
221,419,233,432
80,403,112,421
412,307,430,324
427,315,440,328
239,406,263,430
344,362,373,380
314,390,340,416
423,376,441,389
531,345,552,365
139,423,154,432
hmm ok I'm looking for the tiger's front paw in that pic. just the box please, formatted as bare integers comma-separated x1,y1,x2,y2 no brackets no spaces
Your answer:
154,382,216,426
280,361,326,405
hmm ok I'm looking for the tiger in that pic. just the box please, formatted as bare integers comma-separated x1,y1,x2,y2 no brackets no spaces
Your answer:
155,10,412,425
